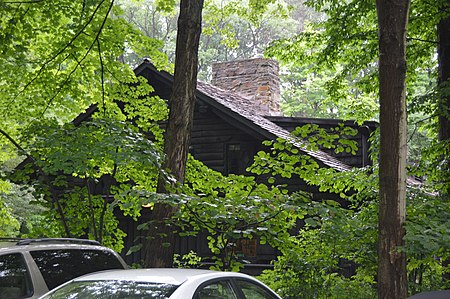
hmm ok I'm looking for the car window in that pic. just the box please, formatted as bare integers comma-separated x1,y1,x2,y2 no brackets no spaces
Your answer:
42,280,179,299
196,280,237,299
236,279,278,299
30,249,124,290
0,253,33,298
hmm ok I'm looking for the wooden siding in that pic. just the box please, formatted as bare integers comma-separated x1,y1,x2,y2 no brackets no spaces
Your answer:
190,105,262,174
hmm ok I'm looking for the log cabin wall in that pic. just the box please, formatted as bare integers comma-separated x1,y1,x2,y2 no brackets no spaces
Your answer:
190,103,261,175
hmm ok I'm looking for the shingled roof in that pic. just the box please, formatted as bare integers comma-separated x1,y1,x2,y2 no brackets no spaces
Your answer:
196,81,352,171
135,61,352,172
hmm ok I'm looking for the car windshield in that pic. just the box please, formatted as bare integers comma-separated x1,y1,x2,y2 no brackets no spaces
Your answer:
42,280,179,299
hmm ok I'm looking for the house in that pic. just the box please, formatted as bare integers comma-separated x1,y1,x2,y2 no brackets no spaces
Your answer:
114,58,377,268
14,57,377,269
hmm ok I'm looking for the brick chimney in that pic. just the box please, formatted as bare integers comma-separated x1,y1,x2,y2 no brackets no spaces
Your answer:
211,57,281,116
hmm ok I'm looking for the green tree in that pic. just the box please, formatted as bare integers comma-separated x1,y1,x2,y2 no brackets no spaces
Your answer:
265,0,450,296
0,0,167,172
280,66,378,119
0,198,20,237
9,117,165,251
117,0,314,80
143,0,205,268
129,156,310,271
0,0,169,249
376,0,410,297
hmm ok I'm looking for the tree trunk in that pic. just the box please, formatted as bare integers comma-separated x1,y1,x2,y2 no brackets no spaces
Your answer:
437,0,450,282
438,1,450,141
143,0,204,268
375,0,410,298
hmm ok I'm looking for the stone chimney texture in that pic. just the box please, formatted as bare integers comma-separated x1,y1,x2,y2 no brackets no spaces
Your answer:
211,58,281,116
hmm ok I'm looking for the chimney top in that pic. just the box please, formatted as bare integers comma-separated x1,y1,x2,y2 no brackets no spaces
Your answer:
211,58,281,116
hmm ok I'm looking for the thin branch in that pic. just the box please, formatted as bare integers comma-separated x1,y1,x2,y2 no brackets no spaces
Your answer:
407,115,434,143
3,0,44,3
182,200,216,231
97,39,106,116
407,36,438,45
0,128,28,157
0,127,72,236
236,207,284,232
6,0,108,111
39,0,115,118
86,178,99,240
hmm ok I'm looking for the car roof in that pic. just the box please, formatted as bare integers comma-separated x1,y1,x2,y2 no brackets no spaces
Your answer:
408,290,450,299
0,238,119,254
72,268,255,286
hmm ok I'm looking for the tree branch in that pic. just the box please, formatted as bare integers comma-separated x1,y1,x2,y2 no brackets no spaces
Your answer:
97,39,106,116
0,128,29,158
39,0,115,118
407,36,438,45
86,178,99,240
3,0,44,3
6,0,109,111
0,127,72,236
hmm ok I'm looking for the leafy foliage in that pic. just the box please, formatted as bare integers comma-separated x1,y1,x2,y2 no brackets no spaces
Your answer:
124,155,310,271
256,129,449,297
128,124,372,273
260,199,378,299
259,184,450,298
118,0,311,80
0,198,20,237
0,0,168,189
1,1,448,297
406,188,450,293
10,116,165,252
180,157,310,271
0,0,172,251
0,183,45,236
260,2,449,294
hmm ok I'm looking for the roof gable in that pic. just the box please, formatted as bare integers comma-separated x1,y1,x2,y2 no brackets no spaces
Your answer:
135,61,351,171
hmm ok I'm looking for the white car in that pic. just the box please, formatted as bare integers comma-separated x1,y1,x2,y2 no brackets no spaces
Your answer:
39,268,282,299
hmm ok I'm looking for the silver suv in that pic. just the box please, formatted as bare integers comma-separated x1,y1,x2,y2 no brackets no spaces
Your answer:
0,238,128,299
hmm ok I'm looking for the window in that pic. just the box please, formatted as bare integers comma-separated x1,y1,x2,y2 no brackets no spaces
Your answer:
226,144,241,175
30,249,124,290
196,280,237,299
236,279,278,299
0,253,33,298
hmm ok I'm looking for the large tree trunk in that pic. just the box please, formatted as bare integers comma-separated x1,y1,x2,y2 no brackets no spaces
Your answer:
437,0,450,282
375,0,410,298
438,1,450,141
144,0,204,268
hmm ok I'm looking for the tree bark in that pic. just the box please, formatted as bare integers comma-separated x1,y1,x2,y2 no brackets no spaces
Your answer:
375,0,410,298
143,0,204,268
437,0,450,282
438,1,450,141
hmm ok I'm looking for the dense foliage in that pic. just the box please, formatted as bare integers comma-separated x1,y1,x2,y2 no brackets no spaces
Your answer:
0,0,169,250
1,0,449,297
